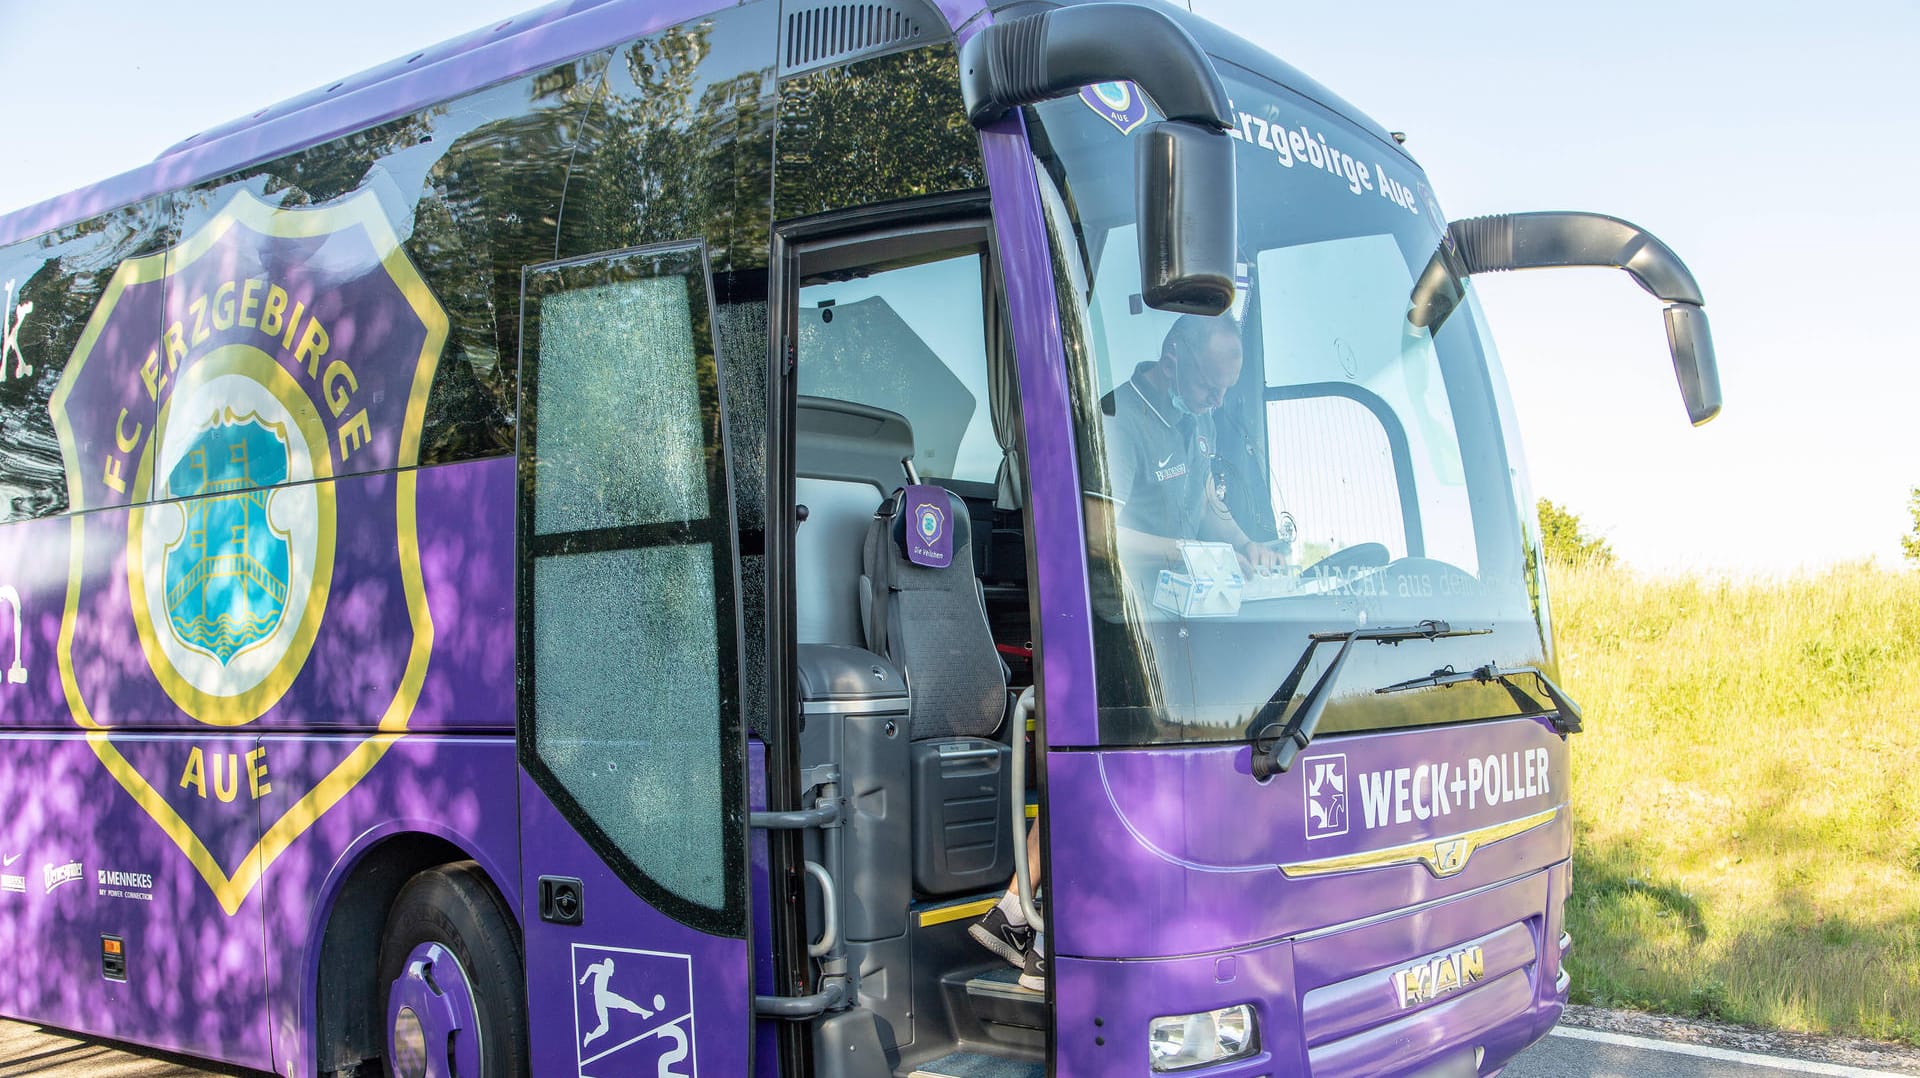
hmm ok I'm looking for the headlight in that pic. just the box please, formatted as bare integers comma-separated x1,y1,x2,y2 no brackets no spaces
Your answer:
1148,1003,1259,1071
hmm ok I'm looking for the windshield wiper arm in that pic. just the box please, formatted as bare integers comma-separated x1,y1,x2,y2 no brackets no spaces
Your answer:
1376,662,1584,735
1249,621,1491,780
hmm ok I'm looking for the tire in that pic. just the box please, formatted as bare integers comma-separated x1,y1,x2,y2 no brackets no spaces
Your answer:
377,860,529,1078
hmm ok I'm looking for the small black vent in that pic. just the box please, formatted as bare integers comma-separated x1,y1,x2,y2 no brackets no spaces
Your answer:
781,0,933,75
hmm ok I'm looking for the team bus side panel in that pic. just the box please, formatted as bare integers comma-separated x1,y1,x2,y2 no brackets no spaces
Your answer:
257,455,521,1076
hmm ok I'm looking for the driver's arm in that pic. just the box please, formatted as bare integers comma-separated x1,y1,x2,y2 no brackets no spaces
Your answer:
1084,494,1185,569
1198,478,1283,570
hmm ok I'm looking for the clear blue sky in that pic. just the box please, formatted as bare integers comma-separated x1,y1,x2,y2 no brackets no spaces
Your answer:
2,1,1914,574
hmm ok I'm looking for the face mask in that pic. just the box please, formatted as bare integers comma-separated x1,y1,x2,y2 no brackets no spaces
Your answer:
1167,357,1212,417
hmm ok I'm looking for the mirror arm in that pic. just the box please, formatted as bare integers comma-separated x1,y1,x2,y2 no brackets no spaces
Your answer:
960,4,1234,130
1408,211,1722,426
1448,212,1704,306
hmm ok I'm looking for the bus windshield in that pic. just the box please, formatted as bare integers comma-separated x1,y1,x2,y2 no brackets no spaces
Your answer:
1027,63,1541,746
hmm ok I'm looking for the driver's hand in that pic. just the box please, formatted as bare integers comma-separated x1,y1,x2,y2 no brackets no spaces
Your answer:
1239,540,1286,574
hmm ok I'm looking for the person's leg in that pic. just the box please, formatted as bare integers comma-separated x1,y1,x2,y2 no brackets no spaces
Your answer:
1027,822,1042,889
970,820,1041,966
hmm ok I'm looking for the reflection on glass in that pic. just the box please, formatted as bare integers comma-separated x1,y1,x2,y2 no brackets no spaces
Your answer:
0,199,175,521
1029,65,1538,745
776,45,984,221
798,251,997,484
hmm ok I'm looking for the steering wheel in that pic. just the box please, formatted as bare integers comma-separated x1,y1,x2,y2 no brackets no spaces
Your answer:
1302,542,1391,581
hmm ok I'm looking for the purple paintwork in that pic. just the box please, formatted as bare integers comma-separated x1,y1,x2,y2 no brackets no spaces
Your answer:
262,731,523,1078
748,737,786,1078
1046,718,1570,958
0,457,523,1073
518,776,751,1078
980,110,1104,752
0,732,273,1069
386,940,484,1078
1044,720,1571,1075
1050,823,1568,1076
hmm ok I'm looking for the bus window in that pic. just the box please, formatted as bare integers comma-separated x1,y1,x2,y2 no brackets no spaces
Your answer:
796,248,998,486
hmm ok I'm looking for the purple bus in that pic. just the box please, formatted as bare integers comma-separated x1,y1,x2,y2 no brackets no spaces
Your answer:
0,1,1720,1075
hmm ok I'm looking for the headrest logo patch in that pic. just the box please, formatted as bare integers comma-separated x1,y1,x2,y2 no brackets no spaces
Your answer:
902,485,953,569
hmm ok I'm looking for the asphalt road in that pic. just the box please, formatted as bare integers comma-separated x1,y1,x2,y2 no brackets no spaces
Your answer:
2,1019,1909,1077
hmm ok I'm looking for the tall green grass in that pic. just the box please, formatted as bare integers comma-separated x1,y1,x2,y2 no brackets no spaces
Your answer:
1553,560,1920,1043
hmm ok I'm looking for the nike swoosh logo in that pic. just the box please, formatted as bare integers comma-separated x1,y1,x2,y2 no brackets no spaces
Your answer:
1156,453,1176,468
1,854,19,867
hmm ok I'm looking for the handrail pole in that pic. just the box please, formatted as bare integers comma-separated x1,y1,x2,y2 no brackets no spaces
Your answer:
1009,686,1043,932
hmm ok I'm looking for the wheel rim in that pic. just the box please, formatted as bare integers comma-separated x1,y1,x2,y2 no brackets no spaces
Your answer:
386,941,483,1078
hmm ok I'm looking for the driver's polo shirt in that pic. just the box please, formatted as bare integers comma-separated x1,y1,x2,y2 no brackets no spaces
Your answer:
1090,362,1217,541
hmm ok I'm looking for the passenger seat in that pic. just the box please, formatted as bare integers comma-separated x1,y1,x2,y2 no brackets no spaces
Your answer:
861,486,1016,897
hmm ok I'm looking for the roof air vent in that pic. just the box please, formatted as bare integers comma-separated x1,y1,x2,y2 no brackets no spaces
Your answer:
779,0,943,77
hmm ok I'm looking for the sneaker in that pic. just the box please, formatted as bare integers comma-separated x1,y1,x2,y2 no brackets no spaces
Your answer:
967,905,1034,968
1017,944,1047,992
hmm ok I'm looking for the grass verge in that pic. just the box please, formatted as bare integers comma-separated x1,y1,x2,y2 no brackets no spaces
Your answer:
1554,560,1920,1044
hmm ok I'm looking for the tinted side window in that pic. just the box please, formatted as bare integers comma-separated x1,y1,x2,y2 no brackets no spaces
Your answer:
0,199,174,521
170,53,609,479
775,44,984,221
559,6,779,274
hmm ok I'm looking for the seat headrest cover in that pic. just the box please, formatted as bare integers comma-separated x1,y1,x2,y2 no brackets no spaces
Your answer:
898,484,956,568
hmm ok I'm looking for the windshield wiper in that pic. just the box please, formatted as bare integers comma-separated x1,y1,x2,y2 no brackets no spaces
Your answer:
1376,663,1584,735
1249,620,1491,780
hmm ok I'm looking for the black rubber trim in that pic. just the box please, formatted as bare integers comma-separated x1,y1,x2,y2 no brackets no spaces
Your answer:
960,4,1233,128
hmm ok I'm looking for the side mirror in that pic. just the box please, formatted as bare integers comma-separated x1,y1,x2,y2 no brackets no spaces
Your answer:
957,5,1240,316
1136,120,1237,316
1409,212,1722,426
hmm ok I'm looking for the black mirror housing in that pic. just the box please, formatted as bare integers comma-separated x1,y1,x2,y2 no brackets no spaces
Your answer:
1663,301,1721,425
1136,120,1237,316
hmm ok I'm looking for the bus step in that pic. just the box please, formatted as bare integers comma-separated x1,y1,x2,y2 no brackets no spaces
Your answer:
959,966,1048,1030
908,1049,1044,1078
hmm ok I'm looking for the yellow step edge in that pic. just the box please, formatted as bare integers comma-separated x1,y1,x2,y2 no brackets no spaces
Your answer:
917,896,999,928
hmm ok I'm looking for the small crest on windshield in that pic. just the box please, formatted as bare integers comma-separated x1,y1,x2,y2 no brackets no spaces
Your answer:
1079,82,1149,135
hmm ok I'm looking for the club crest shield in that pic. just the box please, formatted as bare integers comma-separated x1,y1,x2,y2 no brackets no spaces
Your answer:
49,190,445,915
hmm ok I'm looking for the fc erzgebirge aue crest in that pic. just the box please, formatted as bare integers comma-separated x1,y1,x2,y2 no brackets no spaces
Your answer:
51,190,446,915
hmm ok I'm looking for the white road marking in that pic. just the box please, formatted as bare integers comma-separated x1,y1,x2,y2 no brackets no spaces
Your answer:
1548,1026,1915,1077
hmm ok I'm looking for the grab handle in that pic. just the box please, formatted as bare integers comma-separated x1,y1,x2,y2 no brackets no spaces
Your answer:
1008,686,1043,932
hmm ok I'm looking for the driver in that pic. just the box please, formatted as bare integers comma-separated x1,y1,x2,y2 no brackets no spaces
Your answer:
1084,315,1283,577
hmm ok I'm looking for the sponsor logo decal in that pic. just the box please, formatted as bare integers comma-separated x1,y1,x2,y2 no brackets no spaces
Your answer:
43,860,83,894
570,944,696,1077
1353,747,1552,831
1,277,33,383
1390,944,1485,1008
0,852,23,894
49,190,446,916
1225,102,1422,217
1302,753,1349,839
98,867,157,902
1078,81,1149,135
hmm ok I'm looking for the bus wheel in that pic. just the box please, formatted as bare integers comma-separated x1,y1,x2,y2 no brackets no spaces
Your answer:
378,861,528,1078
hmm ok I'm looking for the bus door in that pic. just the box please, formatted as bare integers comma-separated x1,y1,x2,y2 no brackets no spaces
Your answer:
514,243,755,1078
